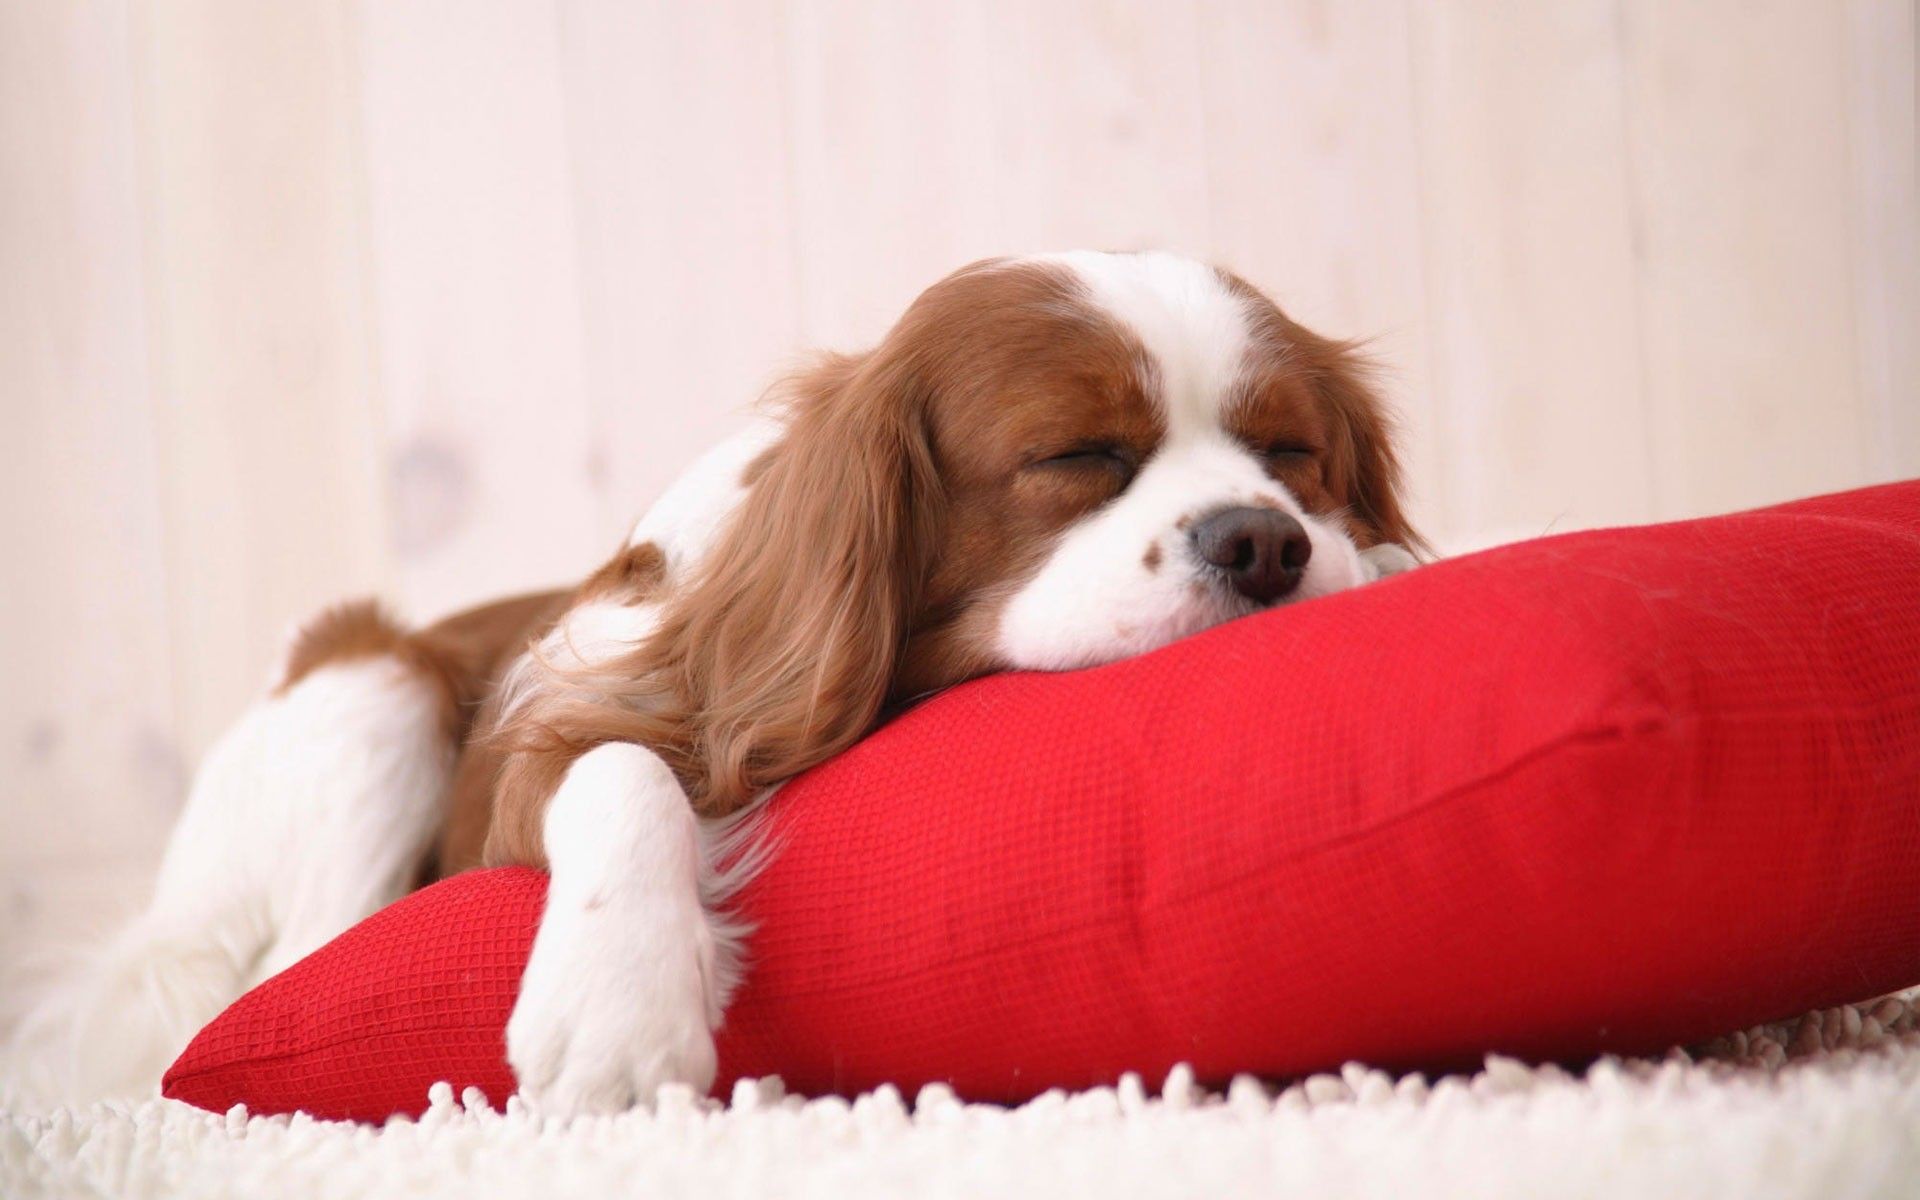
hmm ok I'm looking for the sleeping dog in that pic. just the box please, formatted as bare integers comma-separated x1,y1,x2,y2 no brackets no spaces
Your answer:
7,251,1419,1114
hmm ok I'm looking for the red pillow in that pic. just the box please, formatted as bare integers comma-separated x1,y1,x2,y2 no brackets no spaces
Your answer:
165,482,1920,1122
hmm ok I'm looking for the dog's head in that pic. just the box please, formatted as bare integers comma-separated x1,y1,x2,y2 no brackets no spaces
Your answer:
655,251,1418,810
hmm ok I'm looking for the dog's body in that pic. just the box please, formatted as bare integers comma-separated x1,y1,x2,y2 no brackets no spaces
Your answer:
6,252,1419,1112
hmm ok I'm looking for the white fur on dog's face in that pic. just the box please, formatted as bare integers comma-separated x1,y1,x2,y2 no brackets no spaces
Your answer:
992,252,1369,672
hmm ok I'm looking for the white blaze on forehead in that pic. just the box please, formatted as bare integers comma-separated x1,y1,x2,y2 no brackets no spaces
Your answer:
1036,250,1254,433
993,250,1368,673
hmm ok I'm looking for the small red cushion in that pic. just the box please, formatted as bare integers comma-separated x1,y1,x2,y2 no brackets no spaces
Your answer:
165,482,1920,1122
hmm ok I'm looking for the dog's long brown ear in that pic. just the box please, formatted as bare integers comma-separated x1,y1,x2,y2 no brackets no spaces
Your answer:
1301,333,1427,556
647,350,942,815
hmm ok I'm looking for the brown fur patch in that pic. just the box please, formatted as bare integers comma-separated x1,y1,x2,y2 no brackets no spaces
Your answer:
476,734,577,871
413,589,573,876
576,541,666,603
277,601,412,693
275,600,473,747
1142,543,1162,572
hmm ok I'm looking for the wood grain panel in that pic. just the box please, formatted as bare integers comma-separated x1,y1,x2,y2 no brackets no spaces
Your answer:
130,0,389,758
782,0,1003,350
981,0,1211,256
1845,0,1919,484
558,0,802,539
0,0,180,875
355,0,603,616
1622,0,1868,518
1409,1,1652,543
1,854,159,987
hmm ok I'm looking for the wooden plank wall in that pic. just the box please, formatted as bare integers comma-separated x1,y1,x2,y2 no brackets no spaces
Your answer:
3,0,1915,966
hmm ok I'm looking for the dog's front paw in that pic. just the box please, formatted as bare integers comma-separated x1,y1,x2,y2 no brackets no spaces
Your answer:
1359,541,1420,582
506,892,717,1118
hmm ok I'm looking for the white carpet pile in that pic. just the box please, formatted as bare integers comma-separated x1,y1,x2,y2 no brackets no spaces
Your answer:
5,996,1919,1199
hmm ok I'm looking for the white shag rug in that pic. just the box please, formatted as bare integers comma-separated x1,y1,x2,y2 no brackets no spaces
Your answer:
5,997,1919,1200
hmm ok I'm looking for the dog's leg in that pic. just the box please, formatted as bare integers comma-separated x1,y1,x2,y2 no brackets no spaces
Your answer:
3,640,454,1105
506,742,723,1116
239,654,456,984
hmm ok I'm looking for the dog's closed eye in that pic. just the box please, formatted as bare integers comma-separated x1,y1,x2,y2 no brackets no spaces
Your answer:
1030,444,1139,486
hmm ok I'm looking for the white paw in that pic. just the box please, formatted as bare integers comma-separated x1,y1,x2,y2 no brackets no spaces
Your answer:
1359,542,1420,582
506,889,717,1118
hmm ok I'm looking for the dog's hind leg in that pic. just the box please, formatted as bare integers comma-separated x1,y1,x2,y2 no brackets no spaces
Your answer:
2,603,458,1106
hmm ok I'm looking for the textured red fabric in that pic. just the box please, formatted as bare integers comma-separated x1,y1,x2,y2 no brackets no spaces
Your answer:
164,482,1920,1123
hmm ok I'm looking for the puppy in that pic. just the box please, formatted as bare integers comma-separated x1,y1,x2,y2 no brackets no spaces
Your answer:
4,251,1419,1113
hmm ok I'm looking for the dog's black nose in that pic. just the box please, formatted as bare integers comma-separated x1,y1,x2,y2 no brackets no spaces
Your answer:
1189,506,1312,603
